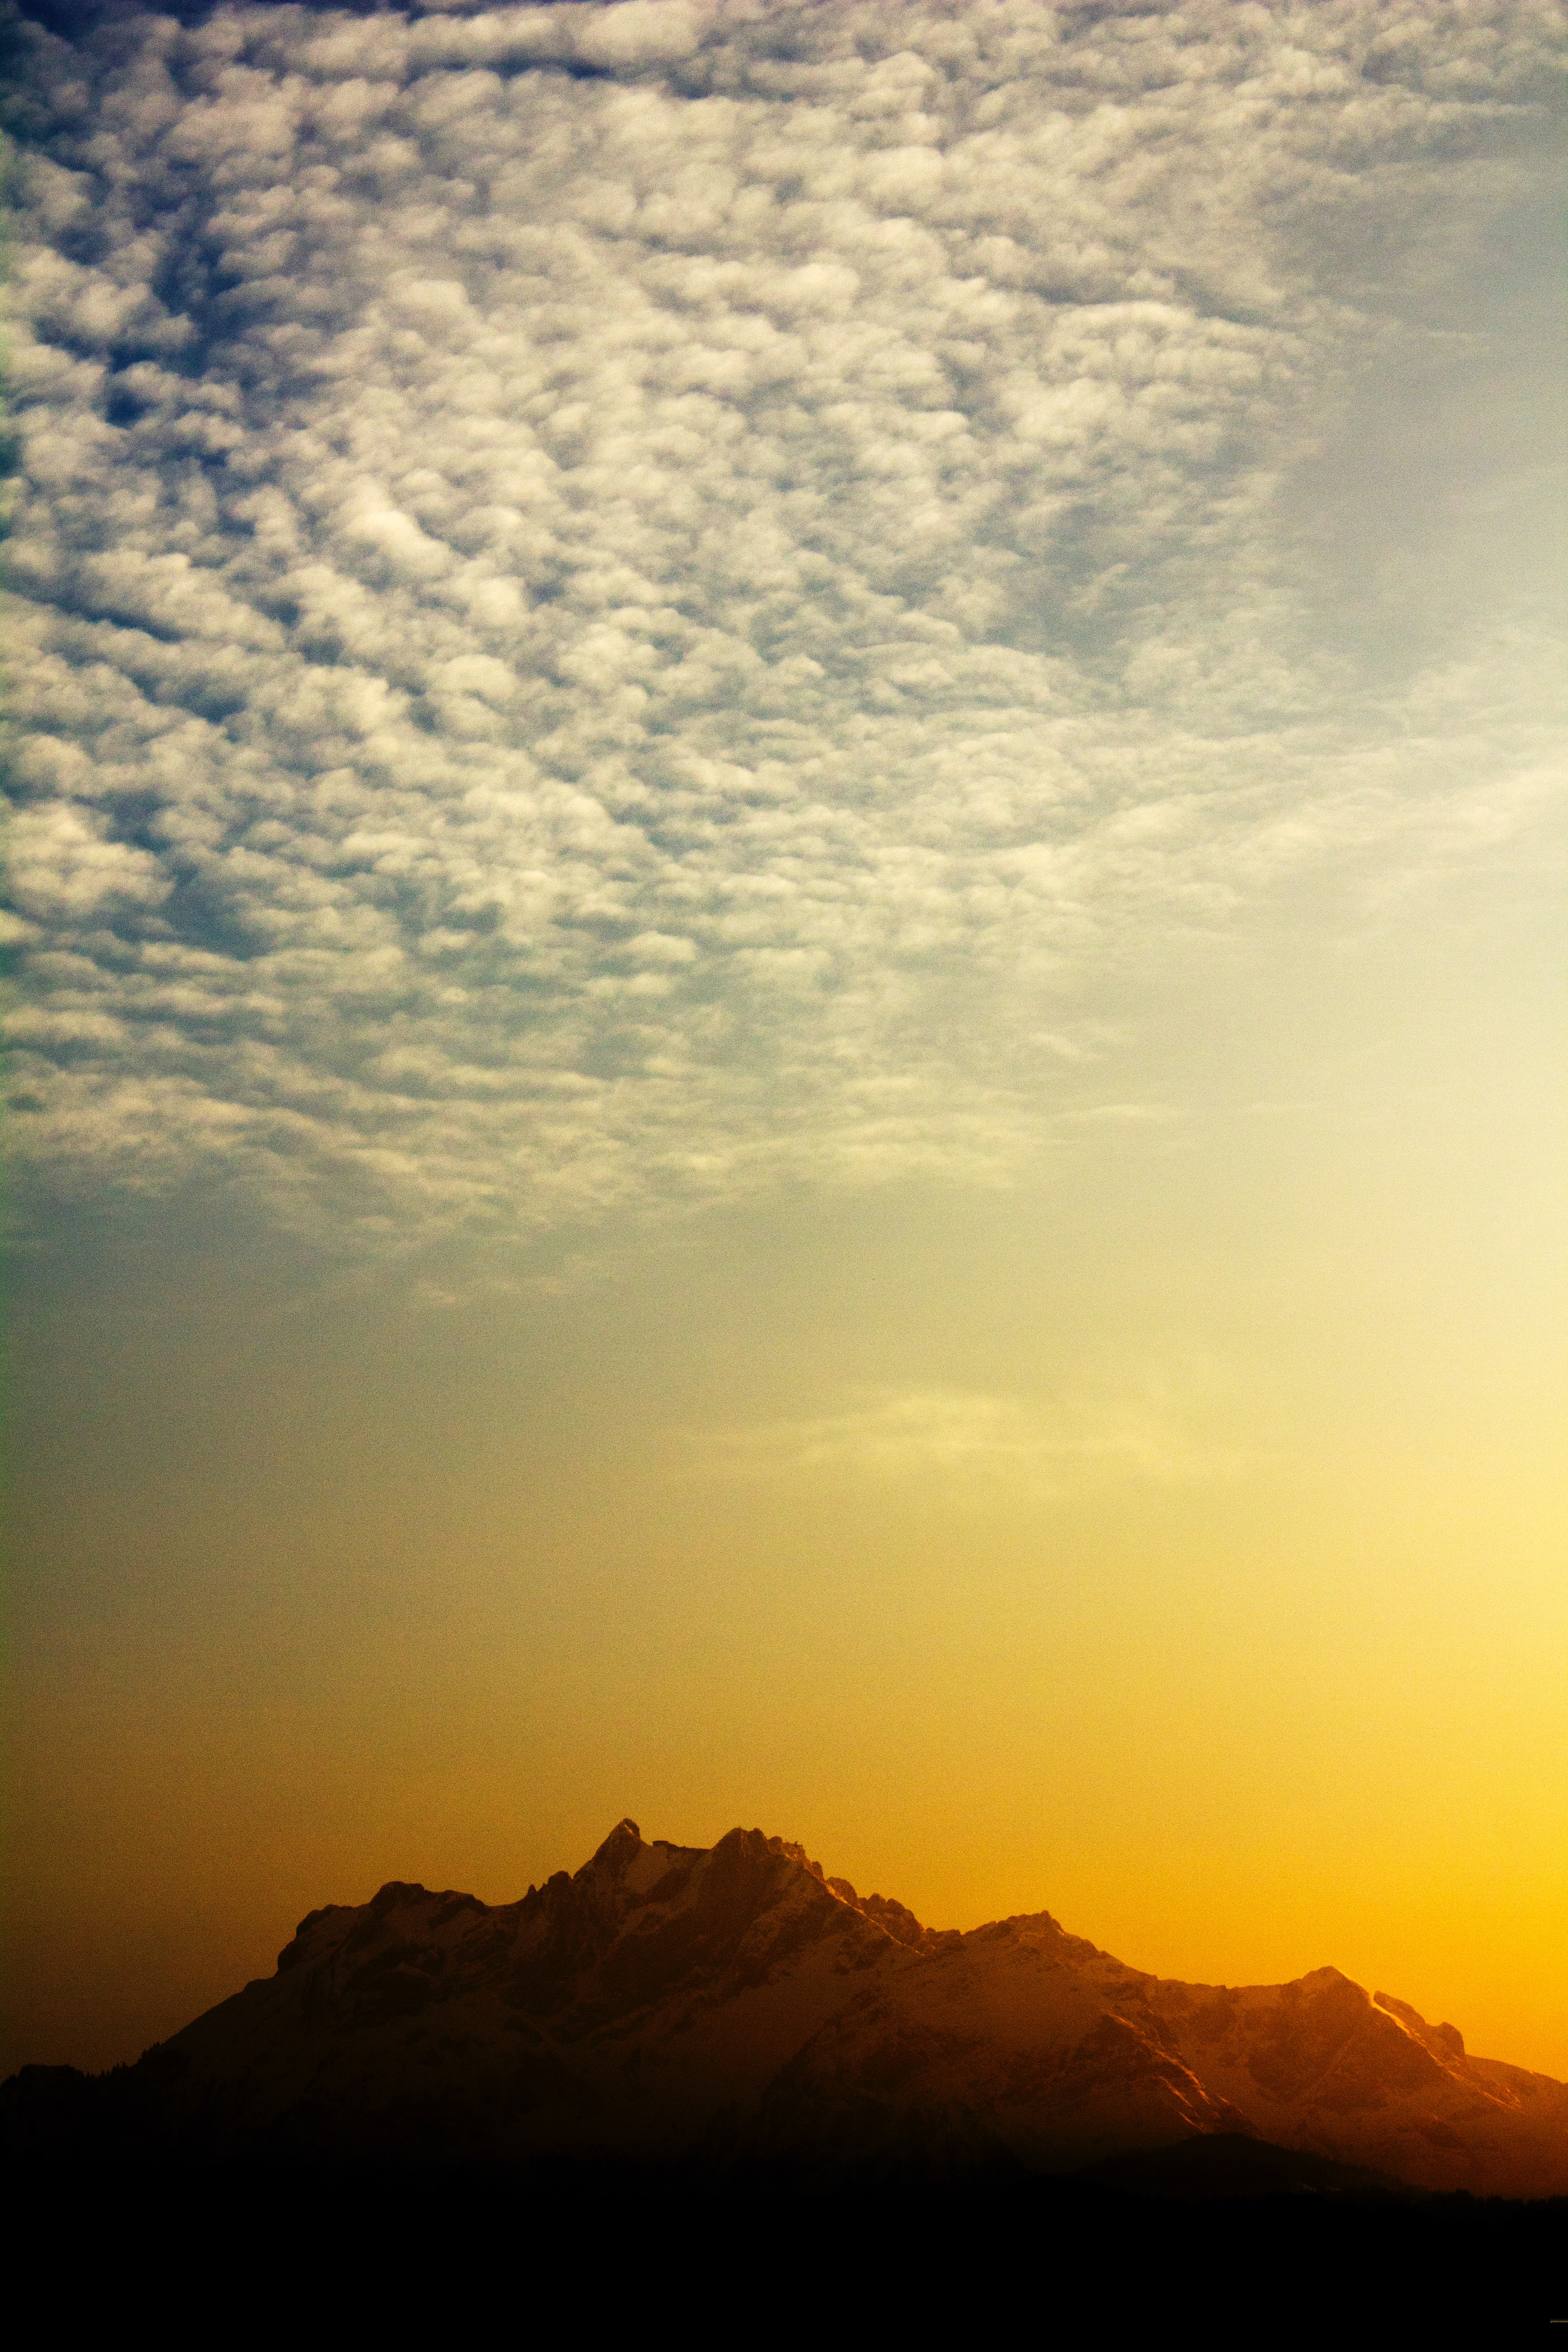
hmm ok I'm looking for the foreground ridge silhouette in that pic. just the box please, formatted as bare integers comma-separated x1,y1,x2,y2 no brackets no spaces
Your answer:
5,1819,1565,2199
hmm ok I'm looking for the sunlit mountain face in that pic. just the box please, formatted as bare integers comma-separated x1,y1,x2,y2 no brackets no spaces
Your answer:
2,0,1563,2110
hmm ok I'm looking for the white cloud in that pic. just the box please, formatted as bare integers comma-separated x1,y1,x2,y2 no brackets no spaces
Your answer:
575,3,703,70
5,802,172,920
683,1379,1250,1496
2,0,1561,1244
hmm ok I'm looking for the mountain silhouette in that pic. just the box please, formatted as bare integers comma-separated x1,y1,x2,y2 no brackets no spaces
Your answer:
5,1820,1565,2198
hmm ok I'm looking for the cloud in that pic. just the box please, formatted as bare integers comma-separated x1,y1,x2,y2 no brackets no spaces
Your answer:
3,0,1561,1245
682,1379,1250,1497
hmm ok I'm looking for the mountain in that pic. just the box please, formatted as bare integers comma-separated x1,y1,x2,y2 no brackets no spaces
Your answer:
5,1819,1564,2198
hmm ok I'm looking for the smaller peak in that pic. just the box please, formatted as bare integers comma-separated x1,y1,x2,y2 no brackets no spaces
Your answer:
275,1903,350,1975
767,1837,827,1881
292,1903,347,1940
369,1881,428,1915
587,1818,644,1870
856,1891,927,1949
712,1825,768,1854
1374,1990,1465,2062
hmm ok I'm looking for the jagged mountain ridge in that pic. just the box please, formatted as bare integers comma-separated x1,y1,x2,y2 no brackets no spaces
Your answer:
6,1819,1565,2196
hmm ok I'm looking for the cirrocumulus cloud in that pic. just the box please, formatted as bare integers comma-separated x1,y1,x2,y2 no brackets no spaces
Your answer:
3,0,1561,1241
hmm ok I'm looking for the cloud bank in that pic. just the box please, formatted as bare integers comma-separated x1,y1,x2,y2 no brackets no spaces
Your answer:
4,0,1562,1242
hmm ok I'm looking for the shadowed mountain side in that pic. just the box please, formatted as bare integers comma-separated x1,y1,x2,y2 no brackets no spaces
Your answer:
4,1822,1565,2197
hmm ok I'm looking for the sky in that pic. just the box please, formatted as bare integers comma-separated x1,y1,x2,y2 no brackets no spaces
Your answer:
2,0,1564,2083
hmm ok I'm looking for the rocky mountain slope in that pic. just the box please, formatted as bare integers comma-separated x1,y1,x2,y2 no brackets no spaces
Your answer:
5,1820,1564,2195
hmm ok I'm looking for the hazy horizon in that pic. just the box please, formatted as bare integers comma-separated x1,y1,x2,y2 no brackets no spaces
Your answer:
3,0,1564,2084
